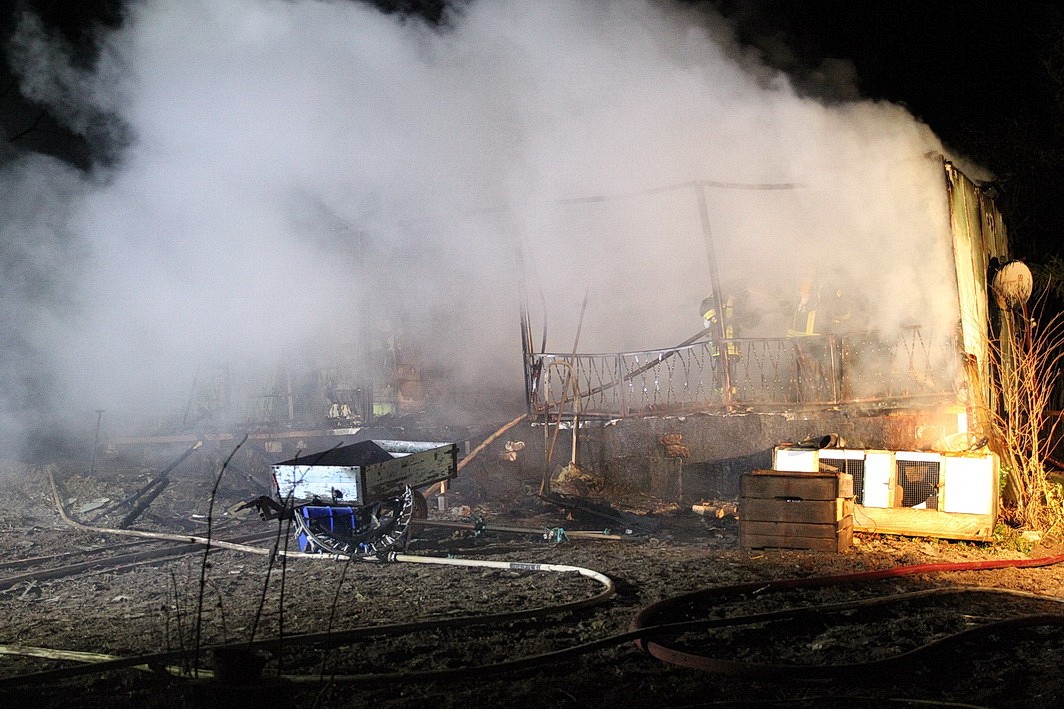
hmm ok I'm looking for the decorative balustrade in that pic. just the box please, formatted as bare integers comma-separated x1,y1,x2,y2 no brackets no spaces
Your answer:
528,329,958,417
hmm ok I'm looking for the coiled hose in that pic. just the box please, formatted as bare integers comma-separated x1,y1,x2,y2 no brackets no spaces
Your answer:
631,553,1064,677
0,469,616,688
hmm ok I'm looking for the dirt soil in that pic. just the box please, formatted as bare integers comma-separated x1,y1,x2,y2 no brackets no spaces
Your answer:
1,437,1063,709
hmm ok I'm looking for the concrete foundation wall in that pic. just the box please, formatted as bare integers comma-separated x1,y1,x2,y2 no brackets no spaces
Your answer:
527,406,965,503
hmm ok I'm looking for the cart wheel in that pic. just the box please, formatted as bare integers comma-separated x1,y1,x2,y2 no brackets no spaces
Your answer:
403,490,429,548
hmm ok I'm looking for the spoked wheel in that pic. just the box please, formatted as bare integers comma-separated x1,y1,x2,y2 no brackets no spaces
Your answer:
292,486,416,559
404,489,429,549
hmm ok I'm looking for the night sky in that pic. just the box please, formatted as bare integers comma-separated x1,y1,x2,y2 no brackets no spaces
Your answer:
3,0,1062,260
4,0,1062,262
712,0,1064,262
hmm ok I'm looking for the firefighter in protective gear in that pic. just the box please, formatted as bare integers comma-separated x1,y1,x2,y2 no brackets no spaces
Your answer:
700,289,740,399
788,277,851,337
700,291,741,357
786,275,851,402
788,278,819,336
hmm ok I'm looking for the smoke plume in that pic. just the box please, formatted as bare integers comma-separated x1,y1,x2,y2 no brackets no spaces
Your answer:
0,0,961,451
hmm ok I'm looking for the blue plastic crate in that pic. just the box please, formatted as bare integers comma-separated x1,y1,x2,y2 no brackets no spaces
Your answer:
297,505,358,552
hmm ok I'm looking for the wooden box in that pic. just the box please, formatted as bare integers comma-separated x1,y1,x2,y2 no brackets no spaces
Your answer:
739,470,854,552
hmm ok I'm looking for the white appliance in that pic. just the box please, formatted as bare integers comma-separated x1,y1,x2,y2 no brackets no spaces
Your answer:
772,446,997,515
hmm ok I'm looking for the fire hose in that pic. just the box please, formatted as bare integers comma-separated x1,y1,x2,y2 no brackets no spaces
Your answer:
630,553,1064,677
0,469,617,688
12,469,1063,688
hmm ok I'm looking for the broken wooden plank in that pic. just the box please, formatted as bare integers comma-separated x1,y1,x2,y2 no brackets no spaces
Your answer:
741,470,853,500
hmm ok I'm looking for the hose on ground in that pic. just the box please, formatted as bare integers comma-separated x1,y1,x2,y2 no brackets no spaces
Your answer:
0,549,615,688
36,469,1064,687
0,468,617,689
630,552,1064,677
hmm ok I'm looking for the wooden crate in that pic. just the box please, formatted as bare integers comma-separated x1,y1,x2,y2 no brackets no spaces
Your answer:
740,470,854,552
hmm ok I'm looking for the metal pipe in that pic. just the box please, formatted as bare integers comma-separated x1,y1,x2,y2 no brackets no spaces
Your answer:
695,183,732,406
416,518,623,540
88,409,103,476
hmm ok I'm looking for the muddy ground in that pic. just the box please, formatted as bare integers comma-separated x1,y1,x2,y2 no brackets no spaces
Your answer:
1,434,1063,709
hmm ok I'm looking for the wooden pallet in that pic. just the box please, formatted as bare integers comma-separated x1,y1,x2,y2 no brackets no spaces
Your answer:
739,470,854,552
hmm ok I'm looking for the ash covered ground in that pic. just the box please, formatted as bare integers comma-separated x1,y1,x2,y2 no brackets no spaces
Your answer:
1,425,1063,709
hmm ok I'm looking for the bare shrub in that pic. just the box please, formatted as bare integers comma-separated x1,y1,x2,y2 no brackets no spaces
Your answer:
986,289,1064,531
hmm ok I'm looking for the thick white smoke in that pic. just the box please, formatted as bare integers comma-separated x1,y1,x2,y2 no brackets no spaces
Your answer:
1,0,960,447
